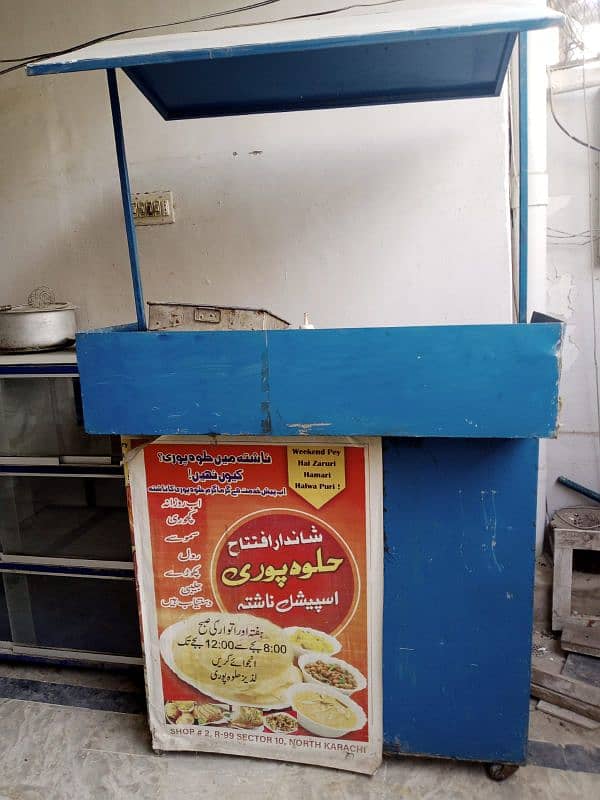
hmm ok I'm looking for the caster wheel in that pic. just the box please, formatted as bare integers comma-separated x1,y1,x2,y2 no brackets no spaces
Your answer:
485,763,519,781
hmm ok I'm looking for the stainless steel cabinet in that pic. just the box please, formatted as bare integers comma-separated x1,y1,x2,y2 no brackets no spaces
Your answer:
0,351,141,665
0,475,131,561
0,376,114,457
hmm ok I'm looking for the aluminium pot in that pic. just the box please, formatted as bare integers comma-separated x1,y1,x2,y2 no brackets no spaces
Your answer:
0,303,77,352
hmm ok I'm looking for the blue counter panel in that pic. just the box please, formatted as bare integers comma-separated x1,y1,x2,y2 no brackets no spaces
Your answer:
382,437,538,764
76,328,267,436
76,322,562,438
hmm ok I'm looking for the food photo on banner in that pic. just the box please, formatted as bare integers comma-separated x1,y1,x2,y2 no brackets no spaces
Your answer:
125,436,383,774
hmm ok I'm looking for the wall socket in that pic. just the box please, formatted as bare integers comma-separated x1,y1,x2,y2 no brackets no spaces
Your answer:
132,190,175,225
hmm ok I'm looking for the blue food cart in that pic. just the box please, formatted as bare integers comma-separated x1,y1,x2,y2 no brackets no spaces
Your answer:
28,2,563,779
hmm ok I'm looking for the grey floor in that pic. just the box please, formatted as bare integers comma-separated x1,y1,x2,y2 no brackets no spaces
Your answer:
0,663,599,800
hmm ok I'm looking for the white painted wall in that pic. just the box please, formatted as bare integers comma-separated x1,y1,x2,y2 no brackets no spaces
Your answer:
545,82,600,515
0,0,517,331
4,0,573,548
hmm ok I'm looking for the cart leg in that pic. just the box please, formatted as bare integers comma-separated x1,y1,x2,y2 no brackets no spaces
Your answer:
485,763,520,781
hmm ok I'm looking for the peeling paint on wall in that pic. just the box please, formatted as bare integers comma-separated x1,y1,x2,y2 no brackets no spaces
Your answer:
547,263,578,372
547,268,576,321
545,82,600,524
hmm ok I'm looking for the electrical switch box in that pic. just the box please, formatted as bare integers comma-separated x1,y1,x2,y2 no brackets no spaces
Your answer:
132,190,174,225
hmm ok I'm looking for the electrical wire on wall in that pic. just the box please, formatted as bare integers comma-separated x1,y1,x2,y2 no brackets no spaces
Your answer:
547,224,600,244
580,46,600,478
547,3,600,489
548,74,600,152
0,0,408,77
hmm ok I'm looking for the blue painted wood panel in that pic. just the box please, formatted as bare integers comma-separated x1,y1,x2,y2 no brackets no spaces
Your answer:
76,323,562,438
382,437,538,764
76,329,268,436
267,324,562,437
121,32,514,120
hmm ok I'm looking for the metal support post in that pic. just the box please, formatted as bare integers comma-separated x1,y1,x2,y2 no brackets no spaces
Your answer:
106,69,146,330
518,32,529,324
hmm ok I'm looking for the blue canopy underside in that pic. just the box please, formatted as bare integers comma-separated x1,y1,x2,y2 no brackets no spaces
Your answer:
27,14,560,119
123,30,515,119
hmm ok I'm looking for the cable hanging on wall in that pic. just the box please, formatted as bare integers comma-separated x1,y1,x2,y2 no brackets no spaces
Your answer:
548,74,600,152
546,2,600,496
0,0,408,77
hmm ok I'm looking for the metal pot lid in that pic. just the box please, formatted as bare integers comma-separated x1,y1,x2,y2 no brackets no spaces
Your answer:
0,302,75,314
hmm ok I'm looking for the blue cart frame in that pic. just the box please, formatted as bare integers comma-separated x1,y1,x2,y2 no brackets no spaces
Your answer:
28,6,563,775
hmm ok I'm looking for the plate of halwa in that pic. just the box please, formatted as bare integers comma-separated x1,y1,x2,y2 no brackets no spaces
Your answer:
160,613,301,709
287,684,367,738
284,626,341,658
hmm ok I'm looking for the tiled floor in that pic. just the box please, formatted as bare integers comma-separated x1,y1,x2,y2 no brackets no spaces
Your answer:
0,664,599,800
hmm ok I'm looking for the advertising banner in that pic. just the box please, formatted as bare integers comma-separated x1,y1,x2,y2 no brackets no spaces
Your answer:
126,436,382,774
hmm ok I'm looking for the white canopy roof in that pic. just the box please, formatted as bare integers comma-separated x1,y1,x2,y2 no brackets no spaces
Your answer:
29,2,561,75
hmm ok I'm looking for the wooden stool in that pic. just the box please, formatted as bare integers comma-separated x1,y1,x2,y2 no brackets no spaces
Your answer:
551,508,600,656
